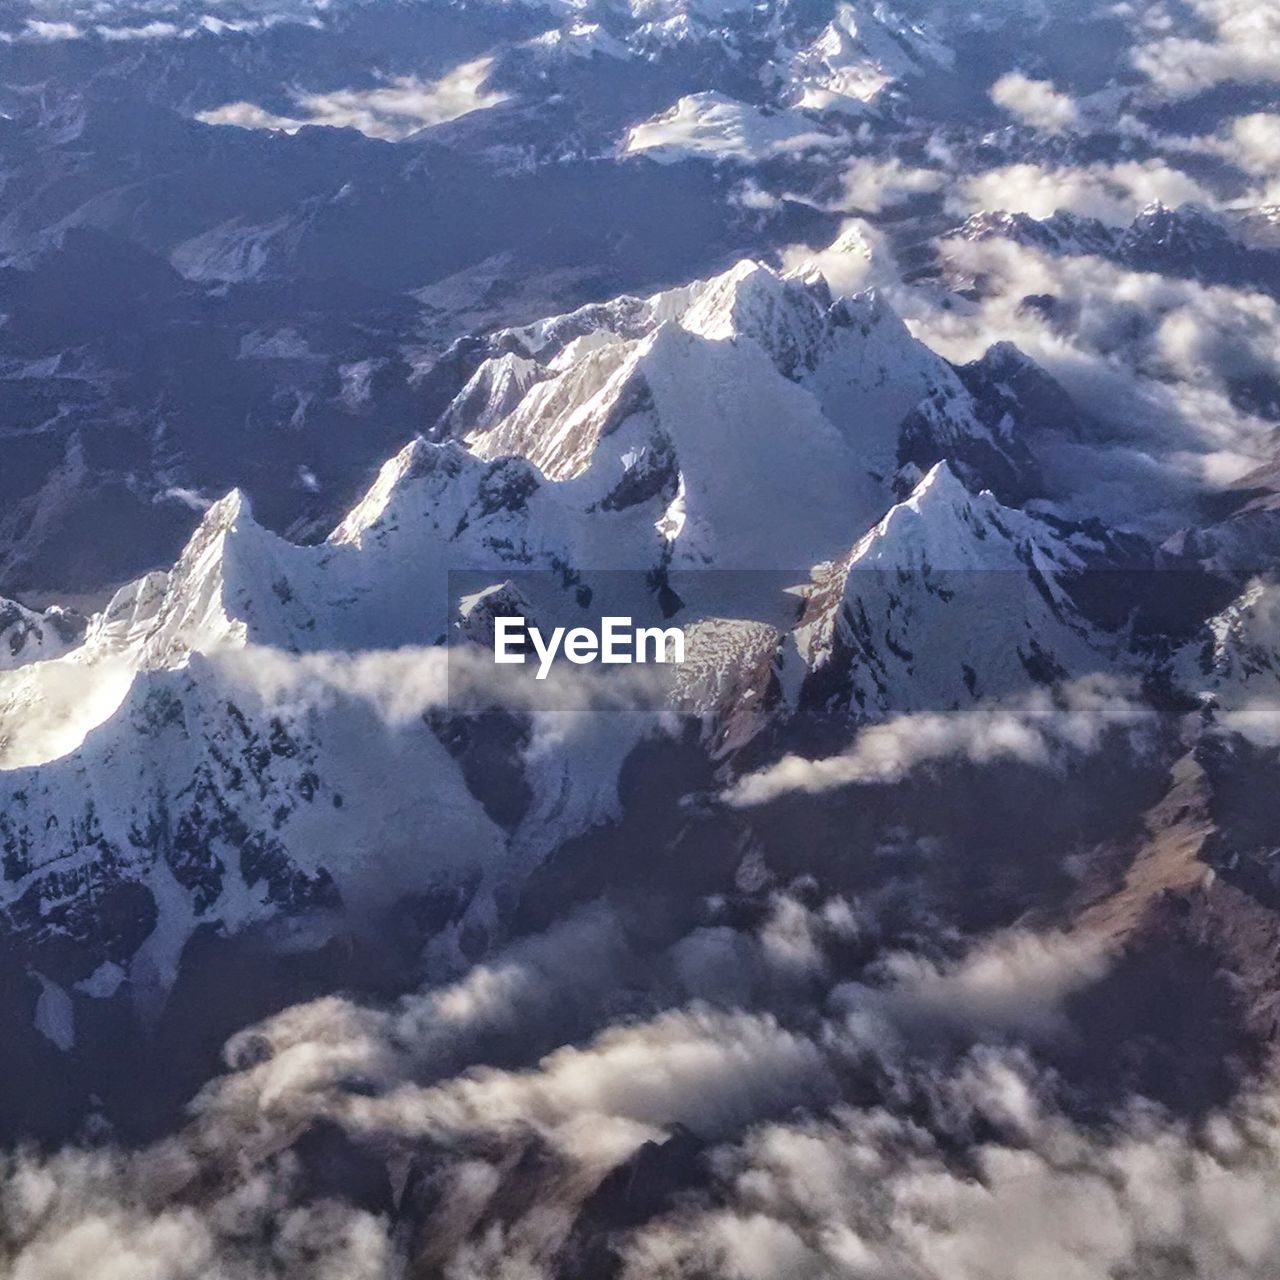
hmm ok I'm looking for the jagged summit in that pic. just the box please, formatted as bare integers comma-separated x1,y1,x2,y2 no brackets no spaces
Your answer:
952,208,1120,254
791,463,1103,716
0,598,84,671
680,258,828,351
1175,577,1280,711
0,243,1123,1017
454,255,1048,566
846,461,1073,572
785,0,954,114
948,202,1279,298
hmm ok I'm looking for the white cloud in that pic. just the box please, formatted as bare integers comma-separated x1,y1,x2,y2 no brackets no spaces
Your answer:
207,643,674,737
346,1004,834,1168
836,155,946,214
0,655,135,770
197,57,508,141
901,234,1280,525
1219,698,1280,748
989,73,1081,134
2,885,1271,1280
96,21,180,40
19,19,82,40
1224,113,1280,174
622,1071,1280,1280
958,159,1214,225
1134,0,1280,98
725,677,1153,806
839,931,1111,1045
779,219,899,295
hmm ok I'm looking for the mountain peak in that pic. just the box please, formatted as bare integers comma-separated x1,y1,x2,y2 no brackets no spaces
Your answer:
330,438,485,545
203,487,251,530
680,258,828,370
851,458,1075,573
952,208,1119,253
1122,201,1232,254
793,465,1100,716
910,458,969,504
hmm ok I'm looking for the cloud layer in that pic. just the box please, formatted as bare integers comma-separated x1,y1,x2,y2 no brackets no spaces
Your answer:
725,677,1153,806
197,58,508,140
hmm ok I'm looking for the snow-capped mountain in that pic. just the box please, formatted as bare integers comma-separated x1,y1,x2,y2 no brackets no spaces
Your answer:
782,0,953,115
950,202,1280,297
949,209,1123,259
449,254,1044,570
622,92,842,164
13,10,1280,1270
0,243,1115,1025
0,598,84,671
1177,576,1280,712
0,462,663,1006
788,462,1109,717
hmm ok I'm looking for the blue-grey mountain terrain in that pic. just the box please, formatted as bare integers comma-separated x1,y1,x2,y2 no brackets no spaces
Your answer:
4,3,1280,1278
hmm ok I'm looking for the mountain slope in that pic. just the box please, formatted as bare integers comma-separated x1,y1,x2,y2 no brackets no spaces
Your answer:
790,462,1110,717
0,247,1129,1039
456,255,1046,569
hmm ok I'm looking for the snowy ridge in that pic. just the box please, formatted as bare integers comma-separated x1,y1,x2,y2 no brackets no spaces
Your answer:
1176,578,1280,712
950,209,1122,257
790,462,1107,717
622,92,840,164
0,597,84,672
458,254,1044,567
950,201,1268,274
784,0,954,114
0,245,1115,1019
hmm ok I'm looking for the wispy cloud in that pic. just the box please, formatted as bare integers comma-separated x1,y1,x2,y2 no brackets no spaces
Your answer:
197,57,508,141
724,677,1153,807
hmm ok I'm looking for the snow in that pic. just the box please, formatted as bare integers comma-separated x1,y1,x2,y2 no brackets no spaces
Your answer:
75,961,126,998
1175,578,1280,712
0,598,83,671
791,463,1110,715
462,256,1013,570
785,0,954,115
0,248,1083,1004
623,92,841,164
528,22,630,59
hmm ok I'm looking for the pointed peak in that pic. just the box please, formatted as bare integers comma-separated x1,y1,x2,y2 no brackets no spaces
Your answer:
974,339,1036,375
329,438,477,545
680,260,829,377
719,257,770,285
681,258,791,338
191,488,255,544
846,461,996,568
439,354,543,438
844,458,1080,577
832,284,903,331
1129,200,1224,232
909,459,972,506
826,222,875,257
781,223,876,301
385,437,484,487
